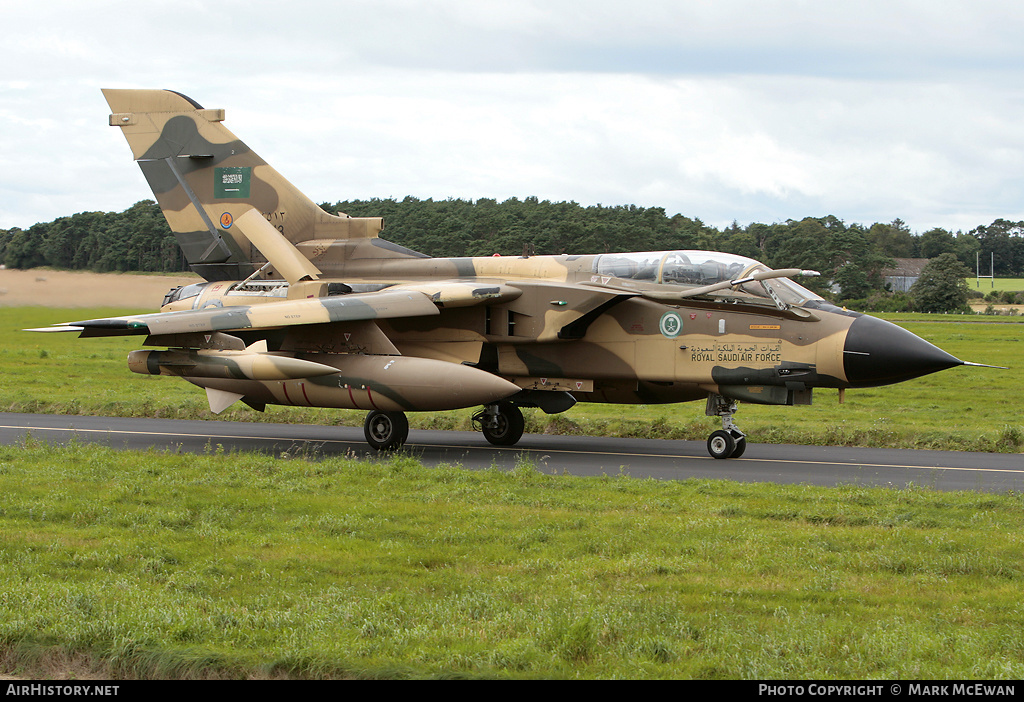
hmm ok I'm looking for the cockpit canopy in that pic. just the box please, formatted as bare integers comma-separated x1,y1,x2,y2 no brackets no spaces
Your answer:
162,282,208,308
593,250,823,307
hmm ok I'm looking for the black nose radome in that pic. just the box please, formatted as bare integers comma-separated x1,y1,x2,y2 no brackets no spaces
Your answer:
843,315,962,387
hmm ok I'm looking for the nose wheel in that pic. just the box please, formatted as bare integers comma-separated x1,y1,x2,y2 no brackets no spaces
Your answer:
706,394,746,459
707,429,746,459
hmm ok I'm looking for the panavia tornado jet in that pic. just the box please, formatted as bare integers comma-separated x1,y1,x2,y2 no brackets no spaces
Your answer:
32,89,987,458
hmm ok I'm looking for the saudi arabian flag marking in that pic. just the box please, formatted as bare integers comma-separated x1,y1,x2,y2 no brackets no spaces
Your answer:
215,167,251,199
659,311,683,338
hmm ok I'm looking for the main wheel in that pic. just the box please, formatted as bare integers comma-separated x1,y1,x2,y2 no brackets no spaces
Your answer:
364,410,409,451
481,402,525,446
707,429,737,459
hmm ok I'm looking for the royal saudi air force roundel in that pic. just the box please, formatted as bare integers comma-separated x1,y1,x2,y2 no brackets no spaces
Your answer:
659,311,683,338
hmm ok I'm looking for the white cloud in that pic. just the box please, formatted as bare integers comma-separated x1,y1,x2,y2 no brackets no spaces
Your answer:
3,0,1024,234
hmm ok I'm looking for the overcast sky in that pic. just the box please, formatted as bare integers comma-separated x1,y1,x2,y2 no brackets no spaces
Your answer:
3,0,1024,237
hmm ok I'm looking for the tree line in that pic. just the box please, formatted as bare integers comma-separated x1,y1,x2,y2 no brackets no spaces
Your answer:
0,201,186,273
1,195,1018,306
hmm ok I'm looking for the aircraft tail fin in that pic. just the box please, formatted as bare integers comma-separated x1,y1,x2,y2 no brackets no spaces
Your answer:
102,89,384,281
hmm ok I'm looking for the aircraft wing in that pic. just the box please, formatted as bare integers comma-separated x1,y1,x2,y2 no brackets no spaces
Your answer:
29,280,527,338
31,288,443,337
386,281,522,307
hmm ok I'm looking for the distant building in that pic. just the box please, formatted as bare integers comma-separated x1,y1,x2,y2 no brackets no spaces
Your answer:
883,258,929,292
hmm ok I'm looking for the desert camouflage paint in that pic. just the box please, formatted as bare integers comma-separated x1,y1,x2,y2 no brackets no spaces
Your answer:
32,90,967,454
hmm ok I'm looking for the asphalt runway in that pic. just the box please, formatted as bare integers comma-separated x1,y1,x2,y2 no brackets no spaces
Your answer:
3,412,1023,493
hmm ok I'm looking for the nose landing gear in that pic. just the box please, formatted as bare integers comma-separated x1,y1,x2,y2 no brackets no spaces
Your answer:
706,393,746,459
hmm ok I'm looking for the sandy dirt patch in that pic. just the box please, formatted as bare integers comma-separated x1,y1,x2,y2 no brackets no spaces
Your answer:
969,302,1022,314
0,268,200,308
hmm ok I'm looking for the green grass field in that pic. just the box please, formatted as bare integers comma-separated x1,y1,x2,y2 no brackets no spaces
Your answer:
2,306,1024,678
966,277,1024,293
0,441,1022,679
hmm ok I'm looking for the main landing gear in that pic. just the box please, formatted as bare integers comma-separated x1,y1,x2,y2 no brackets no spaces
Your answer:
363,402,527,452
472,401,525,446
363,410,409,451
706,393,746,459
